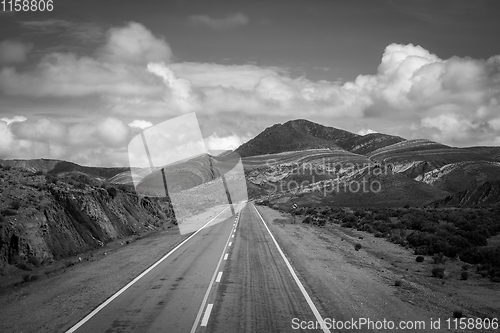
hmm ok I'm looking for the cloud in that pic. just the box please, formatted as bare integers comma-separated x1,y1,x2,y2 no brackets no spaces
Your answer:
2,19,500,164
0,40,33,64
189,13,249,30
357,128,377,135
0,115,27,125
99,22,172,65
128,119,153,129
0,22,169,98
20,19,104,42
19,19,104,43
0,121,14,155
1,116,132,166
11,118,66,142
205,133,248,151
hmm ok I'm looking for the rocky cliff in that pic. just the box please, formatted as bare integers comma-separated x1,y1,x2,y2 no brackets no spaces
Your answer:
0,166,175,272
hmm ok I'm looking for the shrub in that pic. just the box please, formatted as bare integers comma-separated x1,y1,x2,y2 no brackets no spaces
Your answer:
9,200,21,210
45,174,58,185
461,264,470,271
416,256,425,263
106,186,118,199
460,271,469,280
432,253,447,264
453,310,463,318
0,215,4,223
306,208,316,215
302,216,312,224
479,270,489,278
22,274,31,282
432,267,445,279
30,274,40,281
394,280,402,286
28,256,42,267
17,262,32,271
491,276,500,283
1,209,17,216
354,243,362,251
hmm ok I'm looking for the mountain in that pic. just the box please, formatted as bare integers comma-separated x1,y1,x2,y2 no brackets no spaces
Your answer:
417,161,500,193
235,119,359,157
0,159,129,180
368,139,495,178
3,119,500,208
434,180,500,207
340,133,406,155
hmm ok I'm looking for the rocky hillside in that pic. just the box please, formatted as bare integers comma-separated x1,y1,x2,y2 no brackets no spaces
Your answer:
434,180,500,207
0,165,175,274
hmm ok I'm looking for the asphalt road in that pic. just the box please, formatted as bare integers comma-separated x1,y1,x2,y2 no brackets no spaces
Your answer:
66,202,327,333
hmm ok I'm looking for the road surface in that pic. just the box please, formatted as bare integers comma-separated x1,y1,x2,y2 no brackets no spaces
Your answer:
66,202,326,333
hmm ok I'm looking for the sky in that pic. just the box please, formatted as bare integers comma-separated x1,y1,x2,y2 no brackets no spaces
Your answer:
1,0,500,166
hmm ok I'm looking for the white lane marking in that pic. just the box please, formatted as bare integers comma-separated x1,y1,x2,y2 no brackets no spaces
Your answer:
190,204,244,333
252,203,331,333
216,272,223,282
224,253,228,260
228,242,232,246
65,205,230,333
200,304,213,327
231,234,234,238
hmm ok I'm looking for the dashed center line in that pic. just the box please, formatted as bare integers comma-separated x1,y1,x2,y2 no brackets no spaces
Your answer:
200,304,213,327
228,242,232,246
224,253,228,260
216,272,223,282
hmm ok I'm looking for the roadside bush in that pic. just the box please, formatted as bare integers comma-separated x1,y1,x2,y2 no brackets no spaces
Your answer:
9,200,21,210
30,274,40,281
0,215,4,223
22,274,31,282
453,310,463,318
432,267,445,279
302,216,312,224
28,256,42,267
415,256,424,263
354,243,362,251
17,262,32,271
460,271,469,280
306,208,316,215
1,209,18,216
491,276,500,283
314,218,326,227
394,280,402,286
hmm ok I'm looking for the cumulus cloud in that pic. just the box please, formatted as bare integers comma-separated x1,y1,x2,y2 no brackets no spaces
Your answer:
205,133,248,151
189,13,249,30
2,20,500,164
99,22,172,65
11,118,66,142
0,116,132,165
357,128,377,135
0,115,27,125
128,119,153,129
0,40,33,64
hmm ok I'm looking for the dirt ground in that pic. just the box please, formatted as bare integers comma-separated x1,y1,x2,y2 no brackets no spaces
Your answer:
258,205,500,333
